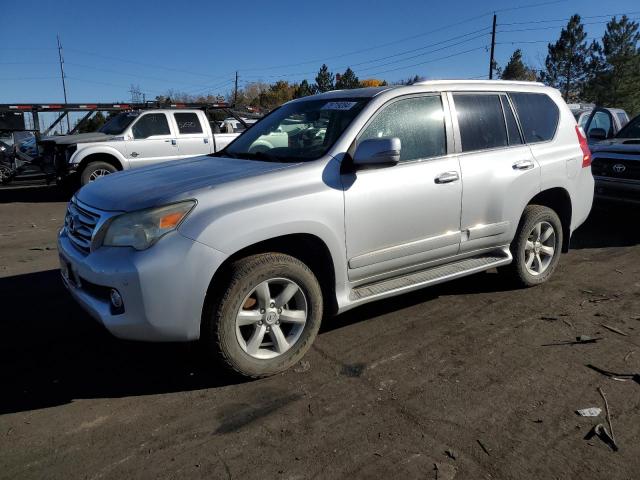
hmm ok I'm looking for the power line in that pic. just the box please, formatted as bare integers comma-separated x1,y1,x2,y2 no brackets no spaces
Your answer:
497,11,640,26
497,17,640,34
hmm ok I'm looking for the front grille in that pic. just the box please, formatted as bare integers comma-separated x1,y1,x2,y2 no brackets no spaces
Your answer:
64,198,101,254
591,156,640,180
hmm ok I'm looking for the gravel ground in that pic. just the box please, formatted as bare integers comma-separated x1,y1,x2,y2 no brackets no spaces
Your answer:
0,184,639,480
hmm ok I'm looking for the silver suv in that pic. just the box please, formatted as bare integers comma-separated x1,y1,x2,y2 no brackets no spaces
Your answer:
58,80,594,377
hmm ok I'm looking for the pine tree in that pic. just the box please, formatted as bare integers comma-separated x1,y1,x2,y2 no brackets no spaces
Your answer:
540,14,592,101
294,79,314,98
585,15,640,114
335,67,360,89
314,64,335,93
501,50,537,81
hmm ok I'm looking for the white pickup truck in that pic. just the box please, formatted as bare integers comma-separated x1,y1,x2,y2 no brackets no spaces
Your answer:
40,109,242,187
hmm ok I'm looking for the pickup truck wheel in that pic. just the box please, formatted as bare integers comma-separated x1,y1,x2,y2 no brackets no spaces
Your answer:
505,205,563,287
202,253,323,378
80,161,117,186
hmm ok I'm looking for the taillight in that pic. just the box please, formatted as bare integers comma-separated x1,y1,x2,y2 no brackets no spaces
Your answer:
575,125,591,168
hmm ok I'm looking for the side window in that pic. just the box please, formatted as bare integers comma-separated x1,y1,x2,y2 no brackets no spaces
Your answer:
358,96,446,162
616,112,628,127
174,113,203,134
509,93,559,143
132,113,171,139
589,111,612,136
500,96,523,146
453,94,508,152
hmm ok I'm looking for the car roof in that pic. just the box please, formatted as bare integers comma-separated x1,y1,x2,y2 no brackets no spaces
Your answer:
293,80,553,103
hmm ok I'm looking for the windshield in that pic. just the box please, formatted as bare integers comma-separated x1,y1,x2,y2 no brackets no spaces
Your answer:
99,111,140,135
616,114,640,139
220,98,369,161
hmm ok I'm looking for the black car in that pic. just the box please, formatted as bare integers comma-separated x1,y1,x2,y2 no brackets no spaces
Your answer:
590,113,640,204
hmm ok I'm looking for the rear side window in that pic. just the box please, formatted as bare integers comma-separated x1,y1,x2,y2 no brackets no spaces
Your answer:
509,93,559,143
500,96,523,145
453,94,508,152
132,113,171,139
359,95,446,162
174,113,203,134
616,112,628,127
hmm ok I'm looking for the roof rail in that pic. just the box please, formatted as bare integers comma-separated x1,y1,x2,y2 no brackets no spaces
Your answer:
412,79,544,87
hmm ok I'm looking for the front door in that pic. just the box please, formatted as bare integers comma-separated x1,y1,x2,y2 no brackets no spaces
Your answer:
126,112,178,168
343,94,462,283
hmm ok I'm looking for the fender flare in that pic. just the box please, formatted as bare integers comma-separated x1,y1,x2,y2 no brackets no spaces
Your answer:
70,145,129,171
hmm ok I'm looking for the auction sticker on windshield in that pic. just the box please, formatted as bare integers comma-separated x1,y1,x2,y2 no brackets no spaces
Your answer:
321,102,358,110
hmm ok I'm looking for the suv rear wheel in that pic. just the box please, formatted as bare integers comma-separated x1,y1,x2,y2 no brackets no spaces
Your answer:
202,253,323,378
505,205,563,287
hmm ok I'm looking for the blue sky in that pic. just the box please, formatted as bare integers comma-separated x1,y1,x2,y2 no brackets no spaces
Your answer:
1,0,639,105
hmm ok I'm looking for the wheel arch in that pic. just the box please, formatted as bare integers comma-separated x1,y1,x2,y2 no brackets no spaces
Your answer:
77,152,124,174
204,233,338,319
527,187,572,252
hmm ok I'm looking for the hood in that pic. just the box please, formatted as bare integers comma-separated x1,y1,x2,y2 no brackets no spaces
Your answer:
76,155,299,212
590,137,640,154
39,132,114,146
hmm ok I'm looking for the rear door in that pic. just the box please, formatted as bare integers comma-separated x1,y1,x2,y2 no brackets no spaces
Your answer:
451,92,540,253
126,112,178,167
172,111,212,158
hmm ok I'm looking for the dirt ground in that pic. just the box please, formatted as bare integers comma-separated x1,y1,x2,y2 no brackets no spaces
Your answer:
0,184,639,480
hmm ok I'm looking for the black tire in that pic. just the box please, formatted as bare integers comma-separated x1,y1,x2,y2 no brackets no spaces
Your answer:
201,253,323,378
80,161,118,186
504,205,563,287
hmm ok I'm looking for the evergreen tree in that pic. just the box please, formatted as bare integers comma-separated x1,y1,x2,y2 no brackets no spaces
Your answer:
584,15,640,114
314,64,335,93
540,14,592,101
335,67,360,89
294,79,314,98
501,50,537,81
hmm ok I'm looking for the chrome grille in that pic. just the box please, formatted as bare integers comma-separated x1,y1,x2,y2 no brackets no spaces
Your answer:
64,198,101,254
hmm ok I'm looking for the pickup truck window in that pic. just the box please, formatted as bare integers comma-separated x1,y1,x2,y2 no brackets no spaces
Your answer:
222,98,369,162
99,112,139,135
132,113,171,139
174,113,203,134
358,96,446,162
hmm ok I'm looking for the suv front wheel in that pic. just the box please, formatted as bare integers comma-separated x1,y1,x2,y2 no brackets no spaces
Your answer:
505,205,563,287
202,253,323,378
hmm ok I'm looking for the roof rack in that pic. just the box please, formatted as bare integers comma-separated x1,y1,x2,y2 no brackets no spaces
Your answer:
0,101,231,113
412,79,544,86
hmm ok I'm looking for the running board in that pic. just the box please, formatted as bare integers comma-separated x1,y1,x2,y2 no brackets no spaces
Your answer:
349,251,512,302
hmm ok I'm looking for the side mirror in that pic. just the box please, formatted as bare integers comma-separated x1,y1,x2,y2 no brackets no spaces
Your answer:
353,137,401,168
588,128,607,141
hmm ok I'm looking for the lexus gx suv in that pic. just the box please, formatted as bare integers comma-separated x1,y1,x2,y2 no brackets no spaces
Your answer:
58,80,594,377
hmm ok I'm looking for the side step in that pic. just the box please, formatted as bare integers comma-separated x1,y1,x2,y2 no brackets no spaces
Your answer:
349,251,512,302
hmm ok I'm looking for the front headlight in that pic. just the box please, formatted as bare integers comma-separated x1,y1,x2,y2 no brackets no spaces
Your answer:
102,201,196,250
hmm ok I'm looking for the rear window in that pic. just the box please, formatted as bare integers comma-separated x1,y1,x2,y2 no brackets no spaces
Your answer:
501,96,523,146
453,94,508,152
174,113,203,134
509,92,559,143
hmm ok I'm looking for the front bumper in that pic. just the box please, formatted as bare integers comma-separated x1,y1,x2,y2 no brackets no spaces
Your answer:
58,228,227,341
594,176,640,205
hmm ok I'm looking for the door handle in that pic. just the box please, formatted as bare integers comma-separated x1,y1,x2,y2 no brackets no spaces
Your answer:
512,159,535,170
164,139,177,145
130,152,139,157
435,171,460,184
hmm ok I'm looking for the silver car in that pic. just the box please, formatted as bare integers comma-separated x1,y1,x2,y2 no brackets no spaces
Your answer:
58,80,594,377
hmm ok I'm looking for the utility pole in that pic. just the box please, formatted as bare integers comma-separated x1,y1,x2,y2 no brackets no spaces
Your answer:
234,71,238,106
57,34,71,133
489,14,497,80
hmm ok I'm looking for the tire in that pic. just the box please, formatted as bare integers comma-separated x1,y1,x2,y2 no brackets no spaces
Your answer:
504,205,563,287
80,161,118,186
201,253,323,378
